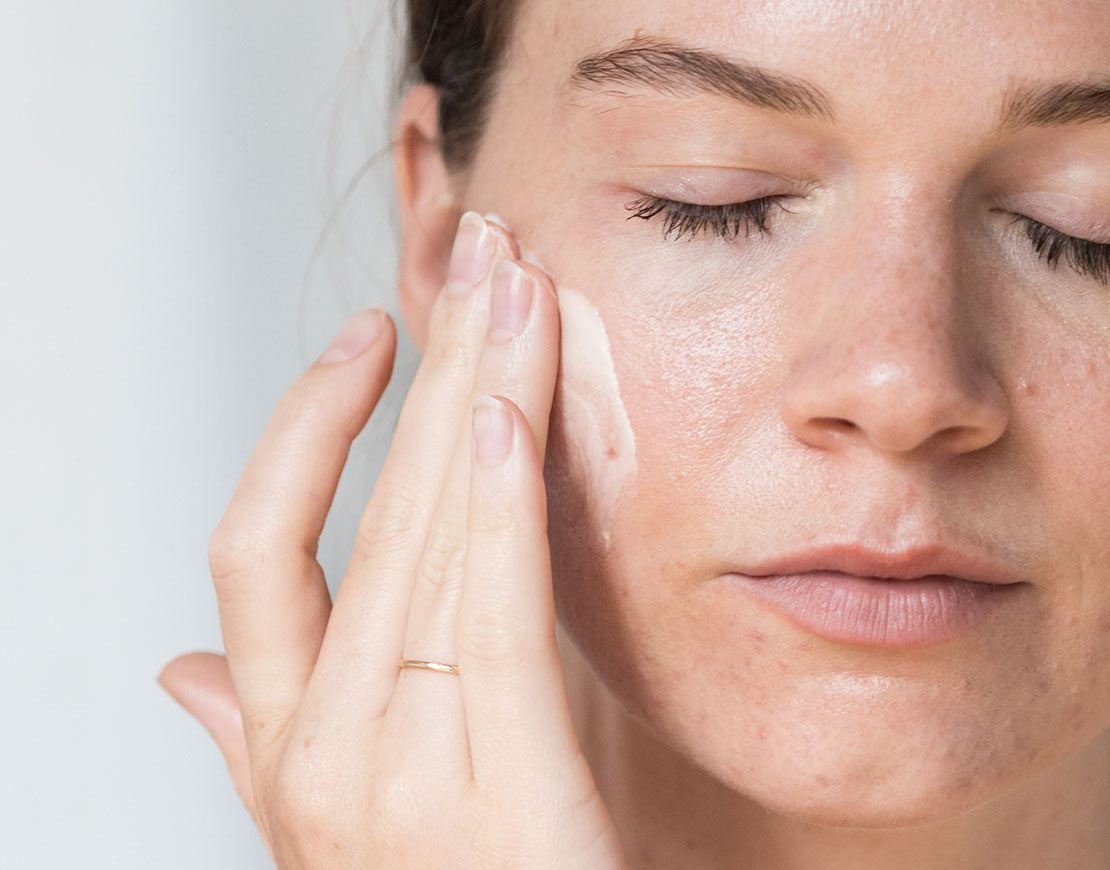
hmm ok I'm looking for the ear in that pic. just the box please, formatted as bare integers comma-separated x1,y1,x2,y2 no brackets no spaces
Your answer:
394,84,461,353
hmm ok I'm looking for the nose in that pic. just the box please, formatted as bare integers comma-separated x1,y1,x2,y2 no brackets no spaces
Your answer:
779,214,1010,457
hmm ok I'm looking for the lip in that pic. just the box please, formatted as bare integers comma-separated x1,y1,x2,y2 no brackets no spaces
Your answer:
723,544,1028,648
741,544,1023,586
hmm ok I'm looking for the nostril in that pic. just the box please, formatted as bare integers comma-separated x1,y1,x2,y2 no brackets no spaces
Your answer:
814,417,857,436
795,417,859,448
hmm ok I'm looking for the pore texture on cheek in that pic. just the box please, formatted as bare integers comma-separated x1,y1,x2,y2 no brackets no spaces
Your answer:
553,287,638,549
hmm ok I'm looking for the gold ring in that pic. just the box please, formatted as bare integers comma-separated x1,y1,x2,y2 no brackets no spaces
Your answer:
399,659,460,675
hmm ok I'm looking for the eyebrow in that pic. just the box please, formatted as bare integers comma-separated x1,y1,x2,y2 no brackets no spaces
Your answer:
999,80,1110,129
568,38,836,121
568,37,1110,132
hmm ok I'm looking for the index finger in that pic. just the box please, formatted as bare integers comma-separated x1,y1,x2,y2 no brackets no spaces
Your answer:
207,308,396,749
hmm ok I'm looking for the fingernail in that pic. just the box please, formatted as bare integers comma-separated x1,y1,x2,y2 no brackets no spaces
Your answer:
318,308,384,364
482,211,511,232
447,211,495,294
473,395,513,465
488,260,533,341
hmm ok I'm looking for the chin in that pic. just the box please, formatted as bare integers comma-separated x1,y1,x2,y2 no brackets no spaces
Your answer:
728,767,994,829
607,654,1065,831
681,702,1048,829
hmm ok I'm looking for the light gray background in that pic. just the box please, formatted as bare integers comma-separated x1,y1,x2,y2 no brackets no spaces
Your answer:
1,2,414,866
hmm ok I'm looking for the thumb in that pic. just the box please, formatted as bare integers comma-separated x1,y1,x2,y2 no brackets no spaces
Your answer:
157,651,257,818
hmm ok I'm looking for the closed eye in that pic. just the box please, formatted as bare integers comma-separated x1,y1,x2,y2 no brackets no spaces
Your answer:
1012,215,1110,286
624,194,795,241
626,196,1110,287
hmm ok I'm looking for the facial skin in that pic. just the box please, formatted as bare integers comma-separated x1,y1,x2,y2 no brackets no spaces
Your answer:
400,0,1110,865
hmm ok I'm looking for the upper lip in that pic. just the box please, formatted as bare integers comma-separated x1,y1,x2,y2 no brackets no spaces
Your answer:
739,544,1023,585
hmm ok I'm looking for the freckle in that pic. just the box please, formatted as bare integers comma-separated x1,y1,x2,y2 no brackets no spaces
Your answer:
254,721,265,731
606,446,617,459
303,736,315,750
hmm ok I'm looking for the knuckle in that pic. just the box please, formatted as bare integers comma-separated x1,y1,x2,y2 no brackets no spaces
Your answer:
413,512,468,599
267,758,348,849
367,774,425,836
277,377,365,449
458,598,536,666
277,382,333,438
351,478,427,563
207,523,267,592
470,501,522,540
421,311,478,377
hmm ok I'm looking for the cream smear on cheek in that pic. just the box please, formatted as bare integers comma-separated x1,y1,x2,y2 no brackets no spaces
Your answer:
495,215,638,550
550,287,638,550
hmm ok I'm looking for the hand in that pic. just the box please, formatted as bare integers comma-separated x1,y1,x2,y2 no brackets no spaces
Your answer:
157,212,627,868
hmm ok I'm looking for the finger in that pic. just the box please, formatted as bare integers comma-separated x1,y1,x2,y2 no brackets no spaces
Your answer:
158,652,257,819
302,213,517,727
207,307,395,751
399,259,560,671
382,257,558,784
459,397,586,788
478,261,560,458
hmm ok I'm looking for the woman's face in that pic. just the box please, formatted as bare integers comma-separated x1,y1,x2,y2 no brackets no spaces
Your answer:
454,0,1110,824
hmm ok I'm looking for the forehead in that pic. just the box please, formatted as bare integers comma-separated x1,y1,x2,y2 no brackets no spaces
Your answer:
506,0,1110,121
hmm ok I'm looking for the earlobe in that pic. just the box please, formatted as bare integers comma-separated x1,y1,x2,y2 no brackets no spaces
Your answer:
394,84,460,353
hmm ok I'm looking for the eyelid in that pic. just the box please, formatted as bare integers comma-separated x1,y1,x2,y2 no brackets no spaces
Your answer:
992,208,1110,246
992,196,1110,244
624,165,810,204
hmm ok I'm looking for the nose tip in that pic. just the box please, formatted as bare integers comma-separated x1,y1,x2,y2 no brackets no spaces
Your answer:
782,355,1010,456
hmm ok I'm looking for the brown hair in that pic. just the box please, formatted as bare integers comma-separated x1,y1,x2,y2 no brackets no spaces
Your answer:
403,0,521,171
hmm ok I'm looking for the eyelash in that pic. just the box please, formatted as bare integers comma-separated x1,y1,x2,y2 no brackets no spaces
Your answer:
626,194,1110,286
1013,216,1110,286
625,194,792,241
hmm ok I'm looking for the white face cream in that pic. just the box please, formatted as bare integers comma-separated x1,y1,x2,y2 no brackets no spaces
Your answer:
553,287,638,549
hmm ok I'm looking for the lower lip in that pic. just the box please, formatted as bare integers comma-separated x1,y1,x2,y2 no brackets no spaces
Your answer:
724,572,1024,647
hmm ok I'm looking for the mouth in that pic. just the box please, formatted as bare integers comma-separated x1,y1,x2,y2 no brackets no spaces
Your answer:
722,544,1028,648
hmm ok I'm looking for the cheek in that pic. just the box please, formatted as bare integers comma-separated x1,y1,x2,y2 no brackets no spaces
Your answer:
1017,335,1110,721
543,277,791,721
543,273,783,591
618,287,783,490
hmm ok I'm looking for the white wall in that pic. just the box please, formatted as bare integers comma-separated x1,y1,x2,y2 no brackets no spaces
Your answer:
0,2,414,866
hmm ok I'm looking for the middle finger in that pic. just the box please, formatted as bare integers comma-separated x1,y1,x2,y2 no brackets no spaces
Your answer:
398,256,560,674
